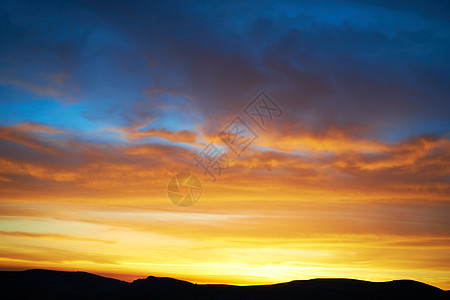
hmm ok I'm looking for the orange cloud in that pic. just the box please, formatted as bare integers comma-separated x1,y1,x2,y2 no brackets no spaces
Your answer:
129,128,198,144
11,123,65,135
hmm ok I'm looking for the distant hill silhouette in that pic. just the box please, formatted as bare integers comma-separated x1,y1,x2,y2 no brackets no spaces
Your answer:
0,269,448,299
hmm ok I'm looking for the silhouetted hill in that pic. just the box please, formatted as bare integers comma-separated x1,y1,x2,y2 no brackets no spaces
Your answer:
0,269,448,299
0,269,127,300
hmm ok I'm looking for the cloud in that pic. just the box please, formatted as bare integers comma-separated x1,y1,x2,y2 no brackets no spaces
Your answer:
108,122,199,144
11,122,65,134
0,124,66,155
1,0,449,137
0,119,448,204
0,231,115,244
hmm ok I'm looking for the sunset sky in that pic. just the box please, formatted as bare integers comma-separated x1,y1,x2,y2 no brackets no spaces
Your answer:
1,0,450,290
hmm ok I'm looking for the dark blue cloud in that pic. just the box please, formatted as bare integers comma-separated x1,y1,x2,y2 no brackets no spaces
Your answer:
0,0,449,142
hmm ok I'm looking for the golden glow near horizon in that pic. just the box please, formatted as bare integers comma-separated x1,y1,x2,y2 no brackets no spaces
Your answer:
1,122,449,288
1,197,449,288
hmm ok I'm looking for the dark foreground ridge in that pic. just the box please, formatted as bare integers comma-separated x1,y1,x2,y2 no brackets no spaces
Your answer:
0,269,448,300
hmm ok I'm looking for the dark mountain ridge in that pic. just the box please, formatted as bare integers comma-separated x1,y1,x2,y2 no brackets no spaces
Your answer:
0,269,448,299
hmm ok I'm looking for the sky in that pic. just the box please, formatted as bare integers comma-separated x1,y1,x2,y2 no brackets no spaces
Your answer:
1,0,450,289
